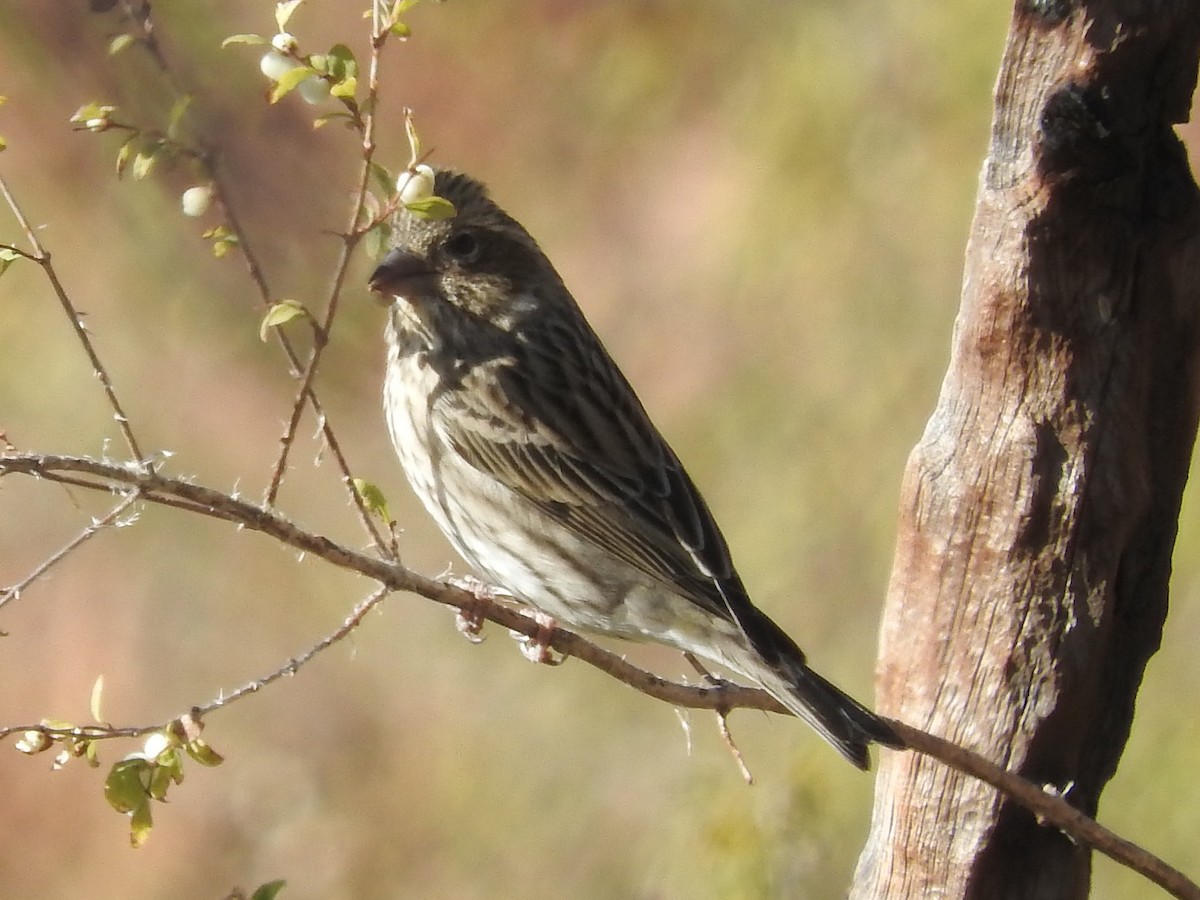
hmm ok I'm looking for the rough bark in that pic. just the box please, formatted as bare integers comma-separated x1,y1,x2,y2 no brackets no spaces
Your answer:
853,2,1200,897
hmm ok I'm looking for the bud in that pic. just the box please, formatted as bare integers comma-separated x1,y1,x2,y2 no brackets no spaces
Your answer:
271,31,298,53
15,730,52,755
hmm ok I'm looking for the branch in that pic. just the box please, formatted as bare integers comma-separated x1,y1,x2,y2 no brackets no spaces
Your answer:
0,489,142,613
0,585,390,744
259,7,391,544
2,450,1195,897
107,0,390,552
889,723,1200,900
0,451,789,714
0,175,145,461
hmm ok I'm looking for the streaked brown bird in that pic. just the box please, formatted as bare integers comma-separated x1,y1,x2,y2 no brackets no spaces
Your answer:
369,169,902,769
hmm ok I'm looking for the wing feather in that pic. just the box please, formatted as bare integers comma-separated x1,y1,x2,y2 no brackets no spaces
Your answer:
433,317,750,625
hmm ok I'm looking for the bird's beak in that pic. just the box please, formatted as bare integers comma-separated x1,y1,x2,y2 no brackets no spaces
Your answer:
368,249,434,303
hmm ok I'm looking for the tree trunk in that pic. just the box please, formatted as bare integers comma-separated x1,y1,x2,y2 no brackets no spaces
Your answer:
853,2,1200,897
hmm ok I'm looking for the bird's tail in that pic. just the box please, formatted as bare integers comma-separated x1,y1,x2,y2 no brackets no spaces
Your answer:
726,606,904,770
761,657,905,770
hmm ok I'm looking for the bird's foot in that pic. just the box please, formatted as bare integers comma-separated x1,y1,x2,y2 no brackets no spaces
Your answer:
449,574,510,601
453,605,486,644
448,575,507,644
512,609,565,666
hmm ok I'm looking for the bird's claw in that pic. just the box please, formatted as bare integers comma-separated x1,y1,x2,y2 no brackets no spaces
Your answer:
449,574,510,602
511,609,565,665
448,575,505,644
454,605,486,643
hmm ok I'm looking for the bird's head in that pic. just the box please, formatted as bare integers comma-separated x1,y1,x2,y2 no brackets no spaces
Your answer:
368,170,564,344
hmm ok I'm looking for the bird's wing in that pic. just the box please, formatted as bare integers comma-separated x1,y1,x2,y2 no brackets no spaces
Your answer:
433,328,749,625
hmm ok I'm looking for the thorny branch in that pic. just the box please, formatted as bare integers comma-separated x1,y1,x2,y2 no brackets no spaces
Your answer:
108,1,389,552
0,450,1196,898
263,3,389,509
0,489,142,614
0,175,145,462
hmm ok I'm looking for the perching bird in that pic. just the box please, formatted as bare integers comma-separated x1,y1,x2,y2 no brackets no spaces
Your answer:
369,169,902,769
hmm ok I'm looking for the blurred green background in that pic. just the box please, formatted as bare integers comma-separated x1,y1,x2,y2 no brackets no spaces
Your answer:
1,2,1196,898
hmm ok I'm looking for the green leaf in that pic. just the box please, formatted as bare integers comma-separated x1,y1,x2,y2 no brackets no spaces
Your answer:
147,761,175,801
104,758,150,814
258,299,308,341
311,111,353,130
330,75,356,100
352,478,392,523
274,0,304,31
368,162,394,194
167,94,192,140
269,65,316,104
403,110,420,166
0,136,6,153
0,247,21,278
129,800,153,848
114,136,137,178
185,739,225,767
250,881,288,900
389,21,412,38
108,33,135,55
222,33,268,48
404,196,457,221
204,225,239,259
364,222,392,261
90,674,105,723
132,148,156,181
69,102,117,130
328,43,357,76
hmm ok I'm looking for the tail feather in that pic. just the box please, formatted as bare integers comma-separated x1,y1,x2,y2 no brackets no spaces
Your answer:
700,582,902,768
762,659,904,770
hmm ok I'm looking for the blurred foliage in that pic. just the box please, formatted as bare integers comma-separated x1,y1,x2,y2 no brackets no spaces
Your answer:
0,1,1197,898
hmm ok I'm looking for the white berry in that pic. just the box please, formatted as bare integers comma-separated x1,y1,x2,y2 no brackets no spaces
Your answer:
259,49,299,82
181,185,213,217
142,732,171,759
398,164,436,204
297,76,331,105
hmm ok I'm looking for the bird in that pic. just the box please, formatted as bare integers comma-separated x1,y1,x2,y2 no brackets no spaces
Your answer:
368,169,903,769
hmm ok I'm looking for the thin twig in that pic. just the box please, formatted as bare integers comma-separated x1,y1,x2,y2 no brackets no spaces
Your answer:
199,585,389,716
884,722,1200,900
0,242,38,260
0,175,144,462
107,1,389,553
263,6,387,507
0,585,390,743
0,489,142,612
0,722,155,743
204,135,388,554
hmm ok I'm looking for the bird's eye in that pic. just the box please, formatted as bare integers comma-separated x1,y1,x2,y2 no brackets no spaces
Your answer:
443,230,481,263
